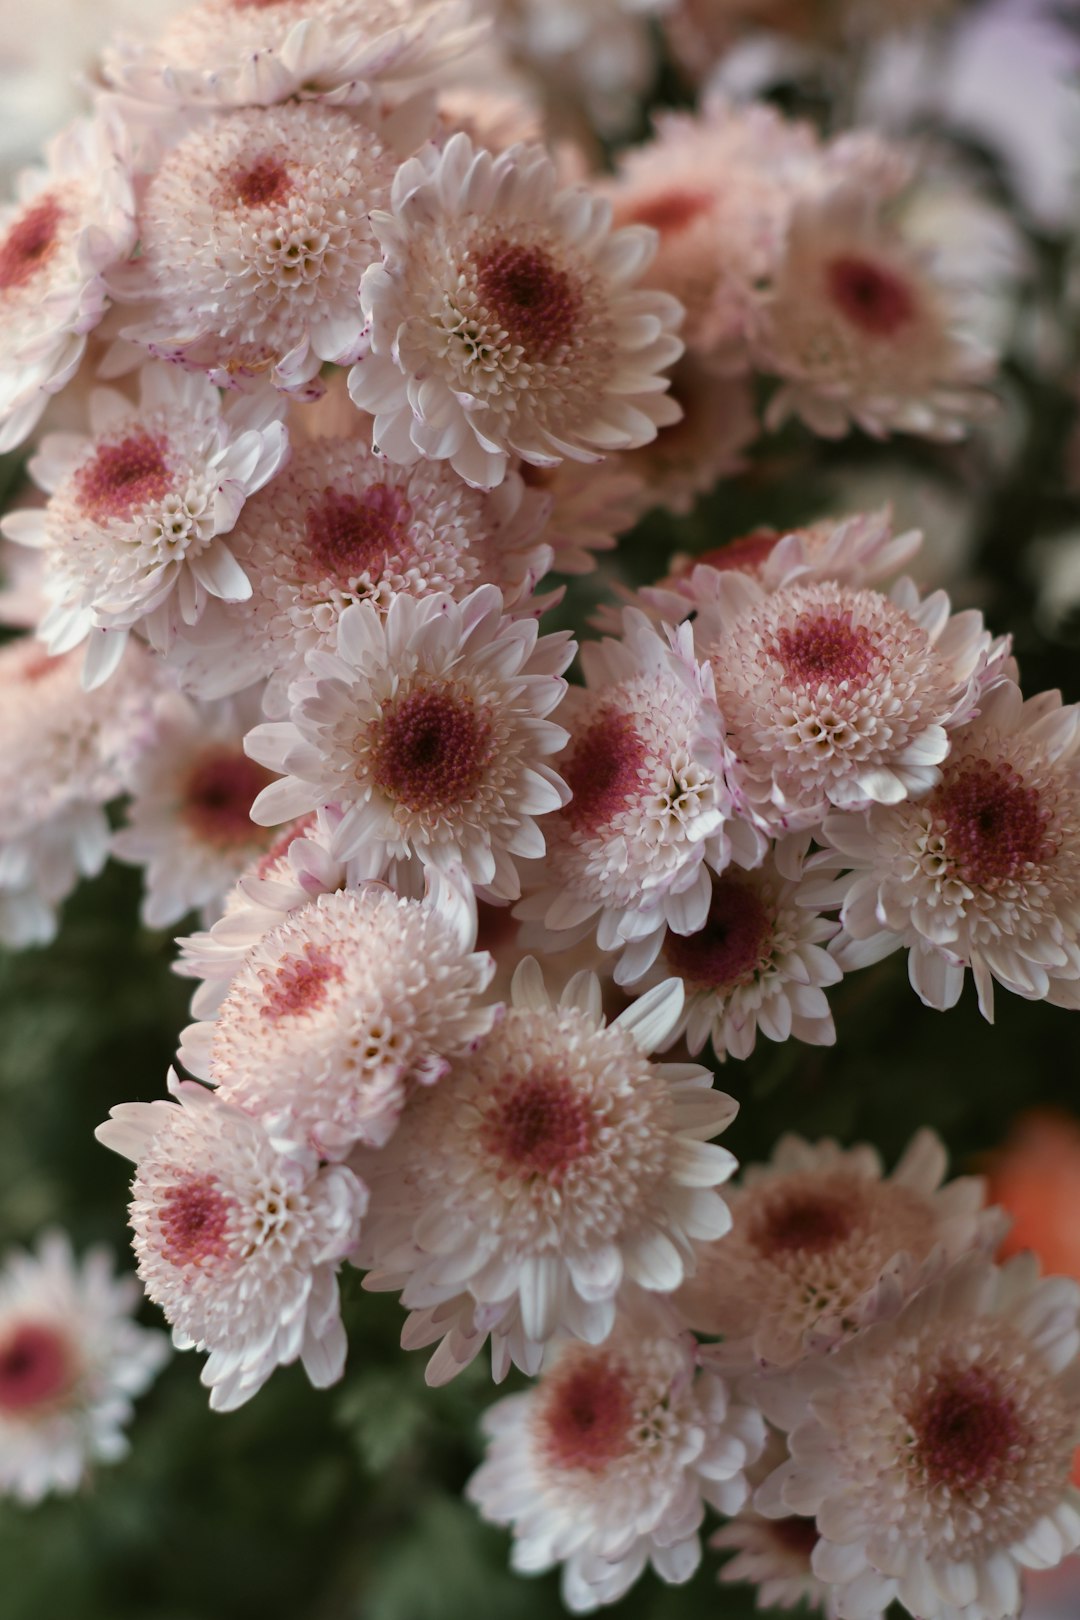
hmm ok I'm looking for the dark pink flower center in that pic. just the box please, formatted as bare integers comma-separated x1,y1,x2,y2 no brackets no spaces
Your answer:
182,749,274,849
826,254,916,338
541,1358,635,1473
475,240,581,360
261,943,344,1020
486,1074,594,1182
695,529,779,575
159,1175,235,1268
749,1190,856,1256
75,431,171,522
231,156,292,209
932,759,1054,887
303,485,412,583
627,188,713,235
912,1364,1026,1492
773,613,877,687
0,195,63,293
563,712,648,833
664,879,773,991
0,1322,73,1413
372,684,493,814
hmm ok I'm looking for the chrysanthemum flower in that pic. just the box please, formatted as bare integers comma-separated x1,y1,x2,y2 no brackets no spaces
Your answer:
174,430,553,706
466,1301,765,1613
819,681,1080,1020
179,878,497,1158
619,359,757,518
0,1231,168,1505
623,846,842,1062
2,367,287,686
96,1073,366,1411
696,573,1003,835
0,114,135,454
755,1254,1080,1620
354,961,739,1360
348,132,684,489
246,585,574,900
0,636,157,947
111,688,279,929
112,101,398,396
515,610,759,961
514,456,643,576
753,185,995,441
680,1130,1006,1374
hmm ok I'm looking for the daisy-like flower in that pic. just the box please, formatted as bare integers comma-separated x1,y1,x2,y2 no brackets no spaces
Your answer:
696,573,1003,835
96,1073,366,1411
354,960,739,1360
0,636,157,948
111,688,280,929
819,681,1080,1020
348,132,684,490
2,367,287,687
620,359,757,518
112,101,398,396
679,1130,1007,1374
174,429,553,707
246,585,574,901
515,610,759,963
0,114,135,454
755,1254,1080,1620
624,845,842,1061
514,456,643,576
104,0,483,112
753,185,995,442
713,1508,847,1618
178,877,497,1159
466,1298,766,1613
0,1231,168,1505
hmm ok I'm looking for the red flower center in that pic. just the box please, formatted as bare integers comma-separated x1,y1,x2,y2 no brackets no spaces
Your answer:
826,254,916,338
487,1074,594,1183
0,195,63,293
0,1322,73,1413
933,759,1054,887
182,749,274,849
695,529,779,575
261,943,344,1020
231,156,292,209
75,431,171,522
304,485,412,583
475,240,581,360
563,712,648,833
540,1357,636,1473
749,1189,856,1256
372,684,493,814
627,188,713,235
159,1175,235,1268
773,613,877,687
912,1364,1026,1493
663,878,773,991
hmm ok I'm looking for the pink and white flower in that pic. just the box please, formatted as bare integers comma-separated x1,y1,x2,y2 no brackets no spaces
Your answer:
348,132,684,489
246,585,574,901
0,1231,168,1505
96,1073,366,1411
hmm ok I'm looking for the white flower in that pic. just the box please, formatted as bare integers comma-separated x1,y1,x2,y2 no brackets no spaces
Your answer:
755,1255,1080,1620
680,1131,1007,1375
348,132,684,489
178,877,498,1159
2,366,288,687
96,1073,366,1411
0,1230,168,1505
623,844,842,1062
516,610,760,962
466,1300,765,1613
111,101,398,397
246,585,574,901
819,681,1080,1020
354,960,739,1364
111,687,280,929
696,573,1003,835
0,114,135,454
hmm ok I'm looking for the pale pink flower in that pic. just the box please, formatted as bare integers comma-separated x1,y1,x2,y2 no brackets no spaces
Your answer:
0,1231,168,1505
514,456,644,576
348,132,684,489
819,681,1080,1020
680,1130,1006,1374
178,877,497,1159
755,1255,1080,1620
246,585,574,901
619,359,757,518
96,1073,366,1411
2,366,288,686
0,115,135,454
467,1301,765,1612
